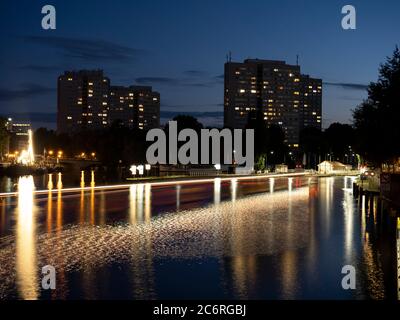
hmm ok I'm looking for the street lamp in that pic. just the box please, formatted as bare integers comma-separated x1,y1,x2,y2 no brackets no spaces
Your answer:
130,165,137,176
137,165,144,176
145,164,151,176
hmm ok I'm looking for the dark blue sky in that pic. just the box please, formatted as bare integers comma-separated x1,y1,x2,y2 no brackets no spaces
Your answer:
0,0,399,128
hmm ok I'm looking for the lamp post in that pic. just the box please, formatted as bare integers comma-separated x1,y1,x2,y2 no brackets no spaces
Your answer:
145,164,151,176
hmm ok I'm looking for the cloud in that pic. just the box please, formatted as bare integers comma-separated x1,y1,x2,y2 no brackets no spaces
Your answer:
135,77,180,85
20,64,62,72
323,82,368,91
22,35,145,62
135,74,223,88
1,112,56,124
0,84,55,101
160,111,224,128
183,70,207,77
161,102,223,110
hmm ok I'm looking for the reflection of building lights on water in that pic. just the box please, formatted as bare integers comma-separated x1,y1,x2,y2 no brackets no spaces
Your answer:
129,185,137,224
176,185,181,211
145,184,151,223
57,172,63,189
288,178,293,193
343,176,356,191
16,176,38,300
231,178,237,202
269,178,274,194
214,178,221,205
137,184,144,222
91,170,95,188
128,183,151,224
397,217,400,300
47,173,54,190
343,191,354,263
80,171,85,188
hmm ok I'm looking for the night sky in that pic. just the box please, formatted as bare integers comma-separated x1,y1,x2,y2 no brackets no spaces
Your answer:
0,0,399,129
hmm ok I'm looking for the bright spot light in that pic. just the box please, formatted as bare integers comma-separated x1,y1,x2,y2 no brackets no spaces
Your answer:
130,165,137,175
137,165,144,175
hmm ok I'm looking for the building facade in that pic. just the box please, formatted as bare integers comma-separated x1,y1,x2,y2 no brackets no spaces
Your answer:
109,85,160,130
224,59,322,146
57,70,160,133
6,118,31,152
57,70,110,133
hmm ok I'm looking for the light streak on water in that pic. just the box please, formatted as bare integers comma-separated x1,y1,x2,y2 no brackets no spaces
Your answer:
269,177,275,194
15,176,38,300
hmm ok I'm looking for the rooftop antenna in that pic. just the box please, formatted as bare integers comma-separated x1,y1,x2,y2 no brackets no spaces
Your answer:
229,51,232,62
296,54,299,66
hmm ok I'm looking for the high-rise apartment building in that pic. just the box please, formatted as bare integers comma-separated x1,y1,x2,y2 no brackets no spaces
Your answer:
57,70,110,133
57,70,160,133
109,85,160,130
224,59,322,146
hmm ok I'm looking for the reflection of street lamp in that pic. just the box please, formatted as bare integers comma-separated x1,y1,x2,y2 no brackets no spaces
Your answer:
232,150,237,173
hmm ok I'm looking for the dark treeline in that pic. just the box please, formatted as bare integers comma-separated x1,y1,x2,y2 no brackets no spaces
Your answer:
353,46,400,166
34,120,148,167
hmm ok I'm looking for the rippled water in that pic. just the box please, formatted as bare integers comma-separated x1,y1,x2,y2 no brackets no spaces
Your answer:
0,176,398,299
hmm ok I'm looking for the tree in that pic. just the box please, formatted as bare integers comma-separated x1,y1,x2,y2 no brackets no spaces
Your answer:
170,115,204,132
323,123,355,162
246,110,286,168
0,117,9,159
353,47,400,164
299,126,324,169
